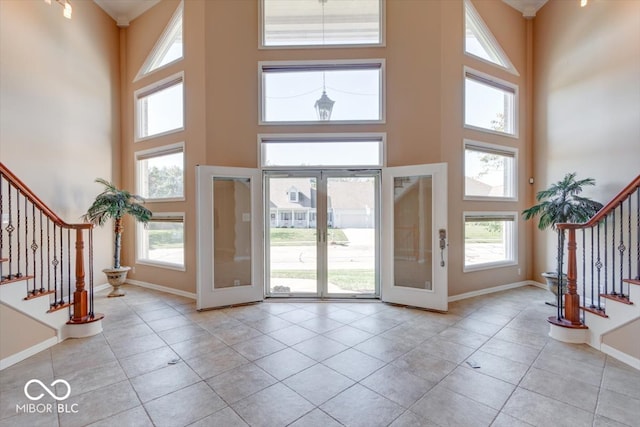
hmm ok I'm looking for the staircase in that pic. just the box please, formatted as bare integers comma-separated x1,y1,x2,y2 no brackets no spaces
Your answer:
549,175,640,369
0,162,103,369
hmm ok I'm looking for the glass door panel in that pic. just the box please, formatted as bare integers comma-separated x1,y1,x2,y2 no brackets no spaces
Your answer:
213,178,252,289
266,175,318,296
326,175,378,296
393,175,433,290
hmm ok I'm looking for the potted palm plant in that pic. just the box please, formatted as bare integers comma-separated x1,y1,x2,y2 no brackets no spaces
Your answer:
522,172,603,304
83,178,152,297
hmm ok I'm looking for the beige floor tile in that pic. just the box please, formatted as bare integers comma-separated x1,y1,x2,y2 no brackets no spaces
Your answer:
288,408,343,427
392,347,457,383
292,335,348,361
276,308,318,323
268,325,317,346
119,346,180,378
479,337,541,365
601,358,640,399
324,308,367,323
258,302,299,315
388,411,440,427
354,335,414,362
231,383,314,427
297,316,344,333
130,362,200,402
502,388,594,427
57,380,141,427
188,407,249,427
321,384,404,427
254,348,316,380
0,349,53,393
596,388,640,427
0,410,59,427
349,315,402,334
462,350,530,385
533,348,603,387
102,322,154,341
438,326,490,349
493,326,549,350
86,406,153,427
206,363,277,404
137,306,181,322
283,364,354,405
323,325,374,346
490,412,535,427
156,323,210,345
411,384,498,427
244,314,293,333
185,346,249,379
58,360,127,398
520,367,600,412
231,334,286,361
144,381,226,427
438,366,515,410
417,336,477,363
169,335,228,360
593,414,634,427
322,348,386,381
361,364,435,408
379,323,438,346
211,323,264,346
106,333,167,359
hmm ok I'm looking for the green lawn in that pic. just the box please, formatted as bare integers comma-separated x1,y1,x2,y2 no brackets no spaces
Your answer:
464,222,503,243
271,269,374,292
270,228,349,246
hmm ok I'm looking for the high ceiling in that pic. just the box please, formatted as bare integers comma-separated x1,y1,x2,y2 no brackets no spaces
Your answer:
92,0,550,27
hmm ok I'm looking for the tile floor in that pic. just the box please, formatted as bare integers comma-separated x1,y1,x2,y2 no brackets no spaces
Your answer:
1,285,639,427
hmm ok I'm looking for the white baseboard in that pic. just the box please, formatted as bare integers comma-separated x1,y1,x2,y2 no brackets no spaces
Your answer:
0,336,58,371
448,280,541,302
601,343,640,370
125,279,196,300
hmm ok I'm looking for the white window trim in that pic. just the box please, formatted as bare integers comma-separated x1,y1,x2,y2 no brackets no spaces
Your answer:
134,1,184,82
258,0,386,49
463,0,519,76
136,212,186,271
134,72,185,142
463,139,518,202
258,59,386,125
134,142,186,203
463,211,518,272
463,66,519,139
258,132,387,169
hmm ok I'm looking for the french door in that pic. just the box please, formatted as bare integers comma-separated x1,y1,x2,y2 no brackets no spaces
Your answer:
265,170,380,298
196,166,264,310
381,163,448,311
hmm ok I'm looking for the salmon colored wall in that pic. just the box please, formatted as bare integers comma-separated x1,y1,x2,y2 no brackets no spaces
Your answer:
532,0,640,277
0,0,120,285
0,304,56,360
122,0,530,297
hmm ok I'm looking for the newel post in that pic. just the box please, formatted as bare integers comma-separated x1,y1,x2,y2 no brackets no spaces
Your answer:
72,228,88,321
564,228,581,325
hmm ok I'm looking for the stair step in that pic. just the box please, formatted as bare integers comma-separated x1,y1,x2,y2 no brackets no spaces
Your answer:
23,289,55,301
48,302,73,313
0,257,8,263
623,279,640,286
581,305,608,318
601,293,634,305
1,275,35,285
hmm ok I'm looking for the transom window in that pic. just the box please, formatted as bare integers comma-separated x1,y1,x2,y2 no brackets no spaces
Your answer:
134,73,184,141
136,1,183,80
261,0,383,48
137,213,185,270
464,140,517,200
135,143,184,201
464,212,517,271
464,68,517,137
260,61,384,124
260,134,385,168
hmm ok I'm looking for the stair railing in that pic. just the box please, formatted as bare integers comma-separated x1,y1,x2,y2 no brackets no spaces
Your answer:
0,162,100,324
551,175,640,328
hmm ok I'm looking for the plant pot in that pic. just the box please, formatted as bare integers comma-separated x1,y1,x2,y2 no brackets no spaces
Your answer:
541,271,567,306
103,266,131,297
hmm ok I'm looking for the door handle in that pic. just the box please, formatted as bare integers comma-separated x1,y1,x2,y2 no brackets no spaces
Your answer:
439,229,446,267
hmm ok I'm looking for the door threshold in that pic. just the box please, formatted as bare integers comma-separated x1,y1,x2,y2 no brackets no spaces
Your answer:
264,296,381,303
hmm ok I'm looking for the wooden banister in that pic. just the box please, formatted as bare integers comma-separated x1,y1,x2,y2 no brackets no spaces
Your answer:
0,162,92,230
557,174,640,231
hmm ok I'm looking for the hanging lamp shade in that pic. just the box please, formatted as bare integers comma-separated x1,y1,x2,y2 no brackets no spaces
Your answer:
314,90,335,121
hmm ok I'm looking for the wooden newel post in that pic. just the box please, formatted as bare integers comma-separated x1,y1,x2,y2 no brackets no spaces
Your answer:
73,228,88,321
564,228,581,325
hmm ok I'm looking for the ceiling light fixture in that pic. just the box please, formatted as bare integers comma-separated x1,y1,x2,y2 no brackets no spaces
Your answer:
580,0,588,7
314,0,335,121
44,0,72,20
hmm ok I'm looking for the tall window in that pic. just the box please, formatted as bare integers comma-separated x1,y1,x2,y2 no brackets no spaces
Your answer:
464,212,517,271
135,143,184,201
464,0,517,74
464,140,517,200
136,1,183,80
135,73,184,141
261,0,383,47
260,61,384,124
137,213,185,270
464,69,517,137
